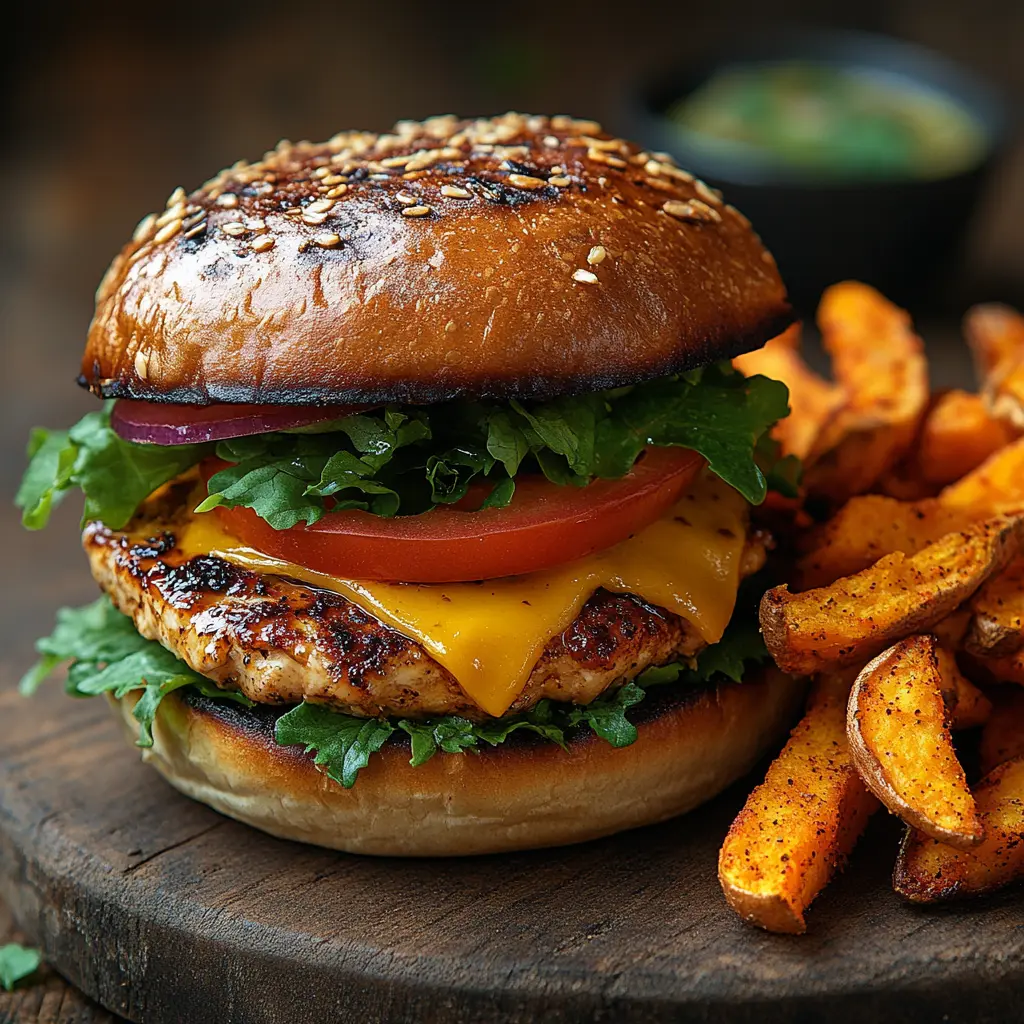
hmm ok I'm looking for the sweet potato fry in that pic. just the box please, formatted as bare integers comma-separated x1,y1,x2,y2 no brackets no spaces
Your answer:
803,283,929,504
965,304,1024,430
935,645,993,730
763,515,1024,675
734,324,845,462
718,671,877,934
979,688,1024,775
966,558,1024,657
917,390,1016,485
797,438,1024,589
893,756,1024,902
848,636,983,848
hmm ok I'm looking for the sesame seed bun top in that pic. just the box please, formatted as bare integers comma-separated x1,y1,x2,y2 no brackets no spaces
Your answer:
81,112,793,406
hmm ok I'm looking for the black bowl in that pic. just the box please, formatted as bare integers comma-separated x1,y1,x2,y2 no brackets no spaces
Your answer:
622,29,1010,310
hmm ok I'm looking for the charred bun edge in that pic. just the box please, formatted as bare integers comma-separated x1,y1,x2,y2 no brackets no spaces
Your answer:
112,666,805,856
79,306,794,406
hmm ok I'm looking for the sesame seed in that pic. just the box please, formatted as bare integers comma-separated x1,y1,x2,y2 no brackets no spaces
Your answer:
445,320,457,333
325,185,348,198
694,179,722,205
402,170,428,180
587,148,627,168
580,136,622,152
166,187,186,207
381,155,411,168
216,193,239,208
395,191,418,205
246,217,268,232
587,245,607,265
543,135,560,148
440,185,472,199
134,351,149,378
307,199,335,213
156,204,186,228
314,232,342,248
251,235,276,252
302,211,328,225
222,222,247,236
184,223,207,240
508,173,547,189
321,174,347,186
154,219,182,244
548,176,570,187
370,173,390,181
312,166,331,179
284,207,303,217
662,199,722,223
643,176,674,192
132,213,156,243
573,269,598,284
251,182,274,196
401,205,432,217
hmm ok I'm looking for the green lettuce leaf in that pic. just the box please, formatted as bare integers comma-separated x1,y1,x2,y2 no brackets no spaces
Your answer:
274,702,396,788
23,598,252,747
0,943,41,993
16,407,208,531
18,365,789,532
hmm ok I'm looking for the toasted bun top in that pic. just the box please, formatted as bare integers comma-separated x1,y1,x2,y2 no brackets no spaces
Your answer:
82,113,793,405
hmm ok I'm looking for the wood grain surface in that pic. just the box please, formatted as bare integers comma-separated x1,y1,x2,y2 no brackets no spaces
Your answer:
2,677,1023,1024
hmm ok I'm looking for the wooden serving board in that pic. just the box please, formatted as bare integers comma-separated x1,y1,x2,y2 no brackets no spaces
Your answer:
2,682,1023,1024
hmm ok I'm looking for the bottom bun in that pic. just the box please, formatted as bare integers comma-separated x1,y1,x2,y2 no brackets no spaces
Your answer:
114,667,804,857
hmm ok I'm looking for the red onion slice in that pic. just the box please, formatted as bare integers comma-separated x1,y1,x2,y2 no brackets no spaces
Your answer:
110,399,361,445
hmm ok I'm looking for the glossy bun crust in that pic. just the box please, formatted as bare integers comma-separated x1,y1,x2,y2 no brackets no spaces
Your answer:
83,113,793,405
113,667,804,856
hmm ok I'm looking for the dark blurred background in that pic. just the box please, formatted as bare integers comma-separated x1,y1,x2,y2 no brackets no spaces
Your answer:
0,0,1021,620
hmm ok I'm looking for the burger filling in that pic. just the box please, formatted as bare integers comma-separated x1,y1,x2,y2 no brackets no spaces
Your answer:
18,363,795,785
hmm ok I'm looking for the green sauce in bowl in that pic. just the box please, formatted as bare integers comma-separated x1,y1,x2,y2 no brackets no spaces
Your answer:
669,62,987,181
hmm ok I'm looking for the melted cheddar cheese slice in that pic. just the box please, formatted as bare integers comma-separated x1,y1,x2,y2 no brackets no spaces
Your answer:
172,471,749,716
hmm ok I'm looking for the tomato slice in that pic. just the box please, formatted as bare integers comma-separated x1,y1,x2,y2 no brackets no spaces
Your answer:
204,448,704,582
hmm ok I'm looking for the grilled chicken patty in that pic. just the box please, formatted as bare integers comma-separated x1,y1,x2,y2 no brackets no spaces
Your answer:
83,482,766,719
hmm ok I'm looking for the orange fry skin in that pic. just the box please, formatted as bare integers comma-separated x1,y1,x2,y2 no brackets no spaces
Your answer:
718,672,877,934
847,636,983,849
803,282,929,503
894,756,1024,903
965,304,1024,431
763,516,1024,676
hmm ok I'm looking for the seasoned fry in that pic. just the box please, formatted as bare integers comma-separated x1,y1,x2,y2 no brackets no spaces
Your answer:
979,688,1024,775
917,390,1016,485
848,636,983,848
718,672,877,934
734,324,844,462
763,515,1024,675
935,645,992,730
893,756,1024,902
797,438,1024,589
803,283,929,503
965,304,1024,430
966,558,1024,657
